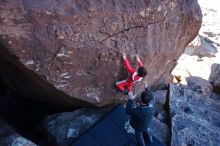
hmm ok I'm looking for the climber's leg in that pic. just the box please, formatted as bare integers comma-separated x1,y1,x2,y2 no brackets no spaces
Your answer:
143,130,153,143
116,80,129,92
135,130,145,146
127,84,133,93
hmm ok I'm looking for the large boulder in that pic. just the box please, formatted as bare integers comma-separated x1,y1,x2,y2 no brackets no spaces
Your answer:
169,83,220,146
0,0,202,106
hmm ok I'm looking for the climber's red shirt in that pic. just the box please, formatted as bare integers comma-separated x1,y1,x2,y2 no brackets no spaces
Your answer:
123,58,143,84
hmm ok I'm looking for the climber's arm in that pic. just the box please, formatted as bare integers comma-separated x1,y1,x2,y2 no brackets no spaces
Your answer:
136,55,143,67
123,53,135,73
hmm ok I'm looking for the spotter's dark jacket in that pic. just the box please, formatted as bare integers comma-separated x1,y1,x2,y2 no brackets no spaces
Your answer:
126,87,155,132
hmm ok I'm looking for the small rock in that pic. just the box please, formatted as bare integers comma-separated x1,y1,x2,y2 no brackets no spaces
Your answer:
209,63,220,88
43,107,110,145
153,90,168,123
157,111,168,123
153,90,167,106
185,35,218,57
186,76,213,97
151,117,170,145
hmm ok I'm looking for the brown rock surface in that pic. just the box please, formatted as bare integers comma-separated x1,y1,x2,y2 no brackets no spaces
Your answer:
0,0,202,106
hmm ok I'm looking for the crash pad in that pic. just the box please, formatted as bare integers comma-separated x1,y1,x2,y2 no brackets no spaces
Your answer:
73,104,165,146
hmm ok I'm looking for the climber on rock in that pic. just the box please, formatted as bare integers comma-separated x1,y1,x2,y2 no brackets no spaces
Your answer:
116,53,147,94
126,82,155,146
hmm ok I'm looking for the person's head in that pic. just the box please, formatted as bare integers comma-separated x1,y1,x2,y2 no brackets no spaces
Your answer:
139,90,152,105
138,67,147,77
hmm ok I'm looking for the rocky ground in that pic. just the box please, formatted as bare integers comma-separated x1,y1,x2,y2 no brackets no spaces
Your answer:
169,82,220,146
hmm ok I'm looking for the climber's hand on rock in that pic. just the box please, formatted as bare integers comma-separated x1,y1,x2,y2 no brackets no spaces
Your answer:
122,53,126,60
136,55,140,62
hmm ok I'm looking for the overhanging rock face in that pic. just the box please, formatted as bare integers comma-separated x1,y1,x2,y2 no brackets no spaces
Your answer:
0,0,202,106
